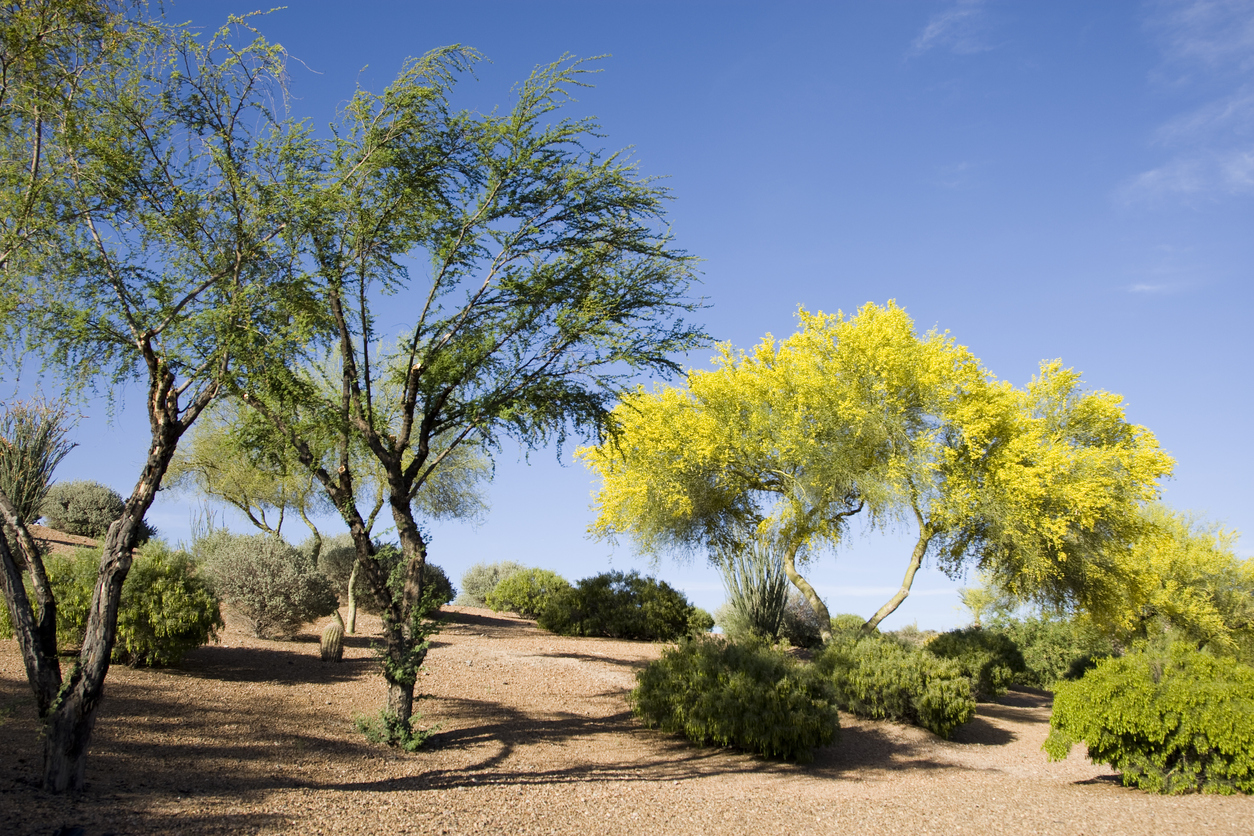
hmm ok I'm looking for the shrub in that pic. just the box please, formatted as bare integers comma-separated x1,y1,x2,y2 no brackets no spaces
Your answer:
538,570,697,641
779,591,825,648
456,560,528,607
39,542,220,666
39,479,156,541
631,635,839,761
314,538,454,614
989,613,1114,689
0,398,74,526
886,623,939,650
830,612,870,637
113,541,223,666
198,531,338,639
688,606,716,634
1045,641,1254,794
486,568,571,619
927,627,1027,699
816,634,976,739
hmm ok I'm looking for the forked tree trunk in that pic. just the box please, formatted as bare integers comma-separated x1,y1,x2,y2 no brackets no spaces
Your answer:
865,515,934,632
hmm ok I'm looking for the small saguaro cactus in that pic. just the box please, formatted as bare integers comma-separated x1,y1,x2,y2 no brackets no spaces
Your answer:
320,611,346,662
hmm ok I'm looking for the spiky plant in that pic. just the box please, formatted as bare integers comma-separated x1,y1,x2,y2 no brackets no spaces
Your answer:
0,399,75,526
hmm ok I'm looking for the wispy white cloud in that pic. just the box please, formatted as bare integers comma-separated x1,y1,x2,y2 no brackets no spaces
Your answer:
1126,281,1179,293
1124,1,1254,201
931,160,980,189
911,0,995,56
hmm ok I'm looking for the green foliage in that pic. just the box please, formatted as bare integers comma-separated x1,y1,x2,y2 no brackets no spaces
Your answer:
355,710,436,753
537,570,699,641
485,568,571,619
716,533,789,640
688,606,715,634
372,544,456,610
197,531,338,639
989,613,1114,689
39,480,155,541
112,542,223,667
830,612,871,637
1045,641,1254,795
43,542,220,666
631,636,839,761
926,627,1027,700
455,560,528,607
0,399,75,525
816,634,976,739
886,623,939,650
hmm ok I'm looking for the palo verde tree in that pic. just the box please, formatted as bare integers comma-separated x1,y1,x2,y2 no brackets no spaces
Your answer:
579,302,1173,639
0,7,317,790
237,49,705,736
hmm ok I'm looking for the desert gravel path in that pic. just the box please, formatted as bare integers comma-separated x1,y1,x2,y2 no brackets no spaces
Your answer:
2,606,1250,835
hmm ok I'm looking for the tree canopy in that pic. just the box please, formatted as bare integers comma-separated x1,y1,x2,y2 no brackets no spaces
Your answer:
579,302,1173,637
231,48,707,735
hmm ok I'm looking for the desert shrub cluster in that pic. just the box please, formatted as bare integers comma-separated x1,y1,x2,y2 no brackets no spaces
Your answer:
539,570,702,641
485,567,570,618
22,541,221,666
926,627,1027,699
816,632,976,739
456,560,527,607
1046,640,1254,794
196,531,338,639
40,480,157,542
631,635,839,761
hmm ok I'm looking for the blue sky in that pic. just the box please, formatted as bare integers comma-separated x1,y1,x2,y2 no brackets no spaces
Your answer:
14,1,1253,630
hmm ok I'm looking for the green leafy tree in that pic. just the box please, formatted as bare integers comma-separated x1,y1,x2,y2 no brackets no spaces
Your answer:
0,7,315,791
236,49,705,736
580,302,1173,639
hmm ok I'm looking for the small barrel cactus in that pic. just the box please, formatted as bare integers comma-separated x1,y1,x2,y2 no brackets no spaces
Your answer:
320,613,345,662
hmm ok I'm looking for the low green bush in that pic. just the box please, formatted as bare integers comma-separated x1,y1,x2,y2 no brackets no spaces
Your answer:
816,634,975,739
373,544,456,611
927,627,1026,699
198,531,338,639
631,635,839,761
538,570,697,641
456,560,528,607
38,542,220,666
989,613,1115,689
39,480,156,541
485,567,571,619
830,612,870,637
1045,641,1254,795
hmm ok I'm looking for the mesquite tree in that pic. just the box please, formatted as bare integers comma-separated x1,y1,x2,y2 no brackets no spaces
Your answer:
238,49,705,735
0,7,315,791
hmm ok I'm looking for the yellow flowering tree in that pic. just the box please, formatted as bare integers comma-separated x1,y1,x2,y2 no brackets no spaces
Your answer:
579,302,1174,638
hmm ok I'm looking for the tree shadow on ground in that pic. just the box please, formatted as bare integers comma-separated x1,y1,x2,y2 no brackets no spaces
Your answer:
168,643,377,685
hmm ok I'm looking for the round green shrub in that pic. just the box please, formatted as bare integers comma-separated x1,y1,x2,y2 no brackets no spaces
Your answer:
113,541,223,666
486,568,571,619
631,635,839,761
39,480,156,541
312,539,454,614
688,606,716,634
538,570,697,641
816,634,976,739
39,542,220,666
198,531,338,639
1045,641,1254,795
830,612,870,637
927,626,1026,699
456,560,528,607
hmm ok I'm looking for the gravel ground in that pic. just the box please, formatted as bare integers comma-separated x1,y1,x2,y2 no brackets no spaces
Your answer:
1,606,1250,835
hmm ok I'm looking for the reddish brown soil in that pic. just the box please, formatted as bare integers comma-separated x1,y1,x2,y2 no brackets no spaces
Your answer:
1,606,1250,835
